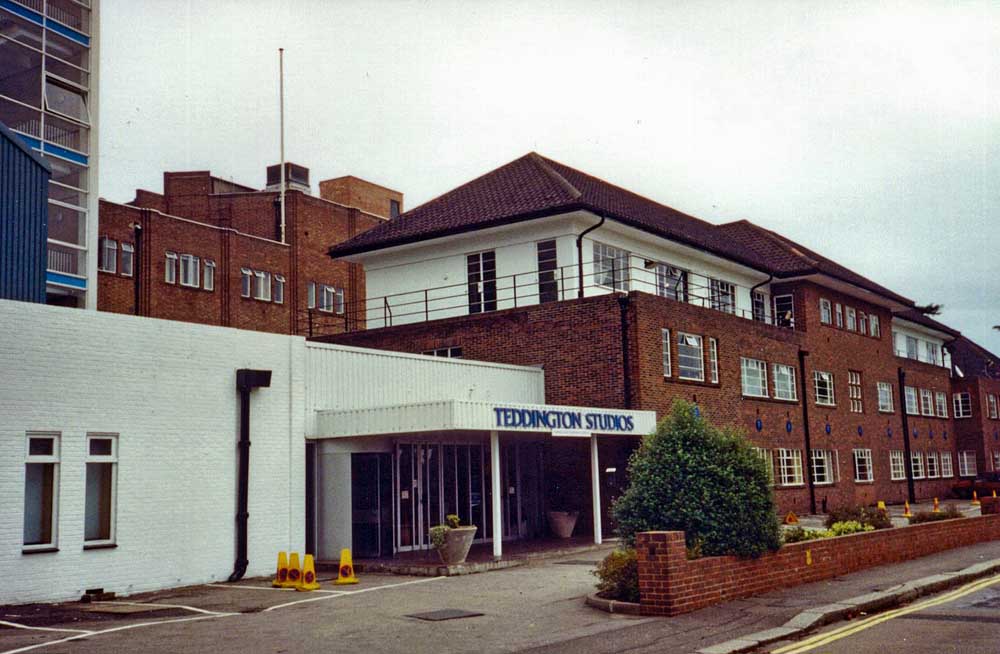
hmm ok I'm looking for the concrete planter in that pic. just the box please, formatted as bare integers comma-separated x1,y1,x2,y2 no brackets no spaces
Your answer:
547,511,579,538
435,526,478,565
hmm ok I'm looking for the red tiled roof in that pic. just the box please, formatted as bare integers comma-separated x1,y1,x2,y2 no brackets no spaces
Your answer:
949,336,1000,380
893,308,961,338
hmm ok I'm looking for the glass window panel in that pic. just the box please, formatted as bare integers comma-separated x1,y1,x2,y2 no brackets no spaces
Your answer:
46,242,83,275
23,462,54,545
0,38,42,107
45,31,88,70
0,10,45,49
44,56,89,89
44,79,88,123
84,462,112,541
47,202,86,245
46,0,90,33
43,111,88,152
0,95,41,137
47,155,87,189
28,437,53,456
48,182,86,207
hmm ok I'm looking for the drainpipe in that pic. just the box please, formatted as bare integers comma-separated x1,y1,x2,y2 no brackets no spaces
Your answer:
576,214,605,298
229,368,272,582
749,274,773,322
897,367,916,504
617,294,632,409
131,220,143,316
797,350,817,514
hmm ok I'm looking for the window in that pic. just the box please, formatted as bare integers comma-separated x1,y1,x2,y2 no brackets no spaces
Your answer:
661,329,671,377
941,452,954,477
180,254,200,288
241,268,252,298
858,312,868,335
677,332,704,381
468,250,498,312
203,260,215,291
709,279,736,314
920,389,934,416
846,307,857,331
98,237,117,273
24,434,59,549
773,364,797,401
752,291,766,323
869,315,880,337
273,274,285,304
777,449,804,486
741,358,768,397
335,288,345,314
307,282,316,309
853,448,873,482
708,338,719,384
85,435,117,544
834,303,843,328
878,382,894,412
319,285,345,315
890,451,906,481
910,451,924,479
993,451,1000,471
655,264,688,302
593,242,629,292
906,336,919,360
536,240,559,303
819,299,832,324
753,448,774,484
813,371,835,406
44,78,90,124
811,449,837,485
959,451,977,477
253,270,271,301
905,387,919,415
774,295,795,328
390,199,400,219
935,392,948,418
954,392,972,418
989,394,999,420
848,371,863,413
423,347,463,358
120,243,133,277
165,252,178,284
926,452,940,479
926,342,940,366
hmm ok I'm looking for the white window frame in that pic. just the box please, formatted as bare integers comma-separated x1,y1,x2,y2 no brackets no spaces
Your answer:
273,274,285,305
120,242,133,277
834,302,843,328
920,389,935,417
954,392,972,419
709,278,736,314
819,298,832,324
878,382,894,413
846,307,857,331
773,363,797,401
811,449,838,485
708,338,719,384
98,237,117,273
24,433,60,550
959,451,977,477
935,392,948,418
240,268,252,298
203,260,215,291
307,282,316,309
905,387,919,415
165,251,178,284
910,451,925,479
253,270,271,301
890,450,906,481
926,451,940,479
777,448,804,486
989,394,999,420
869,315,880,337
853,448,874,483
677,332,704,381
993,451,1000,472
335,287,345,315
593,241,630,292
84,434,118,546
941,451,954,478
813,371,835,406
179,254,200,288
848,370,863,413
859,312,868,335
753,447,774,485
661,329,671,377
773,294,795,328
741,357,768,398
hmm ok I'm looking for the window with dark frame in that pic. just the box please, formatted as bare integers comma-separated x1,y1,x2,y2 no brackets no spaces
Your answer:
467,250,497,313
536,240,558,303
774,294,795,328
656,264,688,302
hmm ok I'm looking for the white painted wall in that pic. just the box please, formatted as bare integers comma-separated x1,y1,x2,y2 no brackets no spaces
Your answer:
356,211,772,328
0,300,305,605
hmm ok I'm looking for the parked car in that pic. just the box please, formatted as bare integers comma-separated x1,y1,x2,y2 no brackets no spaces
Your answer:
952,472,1000,499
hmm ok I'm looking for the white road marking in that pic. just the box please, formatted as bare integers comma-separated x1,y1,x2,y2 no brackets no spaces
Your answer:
205,584,342,594
262,576,446,612
93,601,231,616
0,621,93,635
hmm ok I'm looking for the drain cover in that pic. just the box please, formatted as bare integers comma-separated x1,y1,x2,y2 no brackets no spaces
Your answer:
553,560,601,565
407,609,484,621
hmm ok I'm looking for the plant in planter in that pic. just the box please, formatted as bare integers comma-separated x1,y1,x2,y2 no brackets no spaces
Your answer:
429,514,478,565
546,478,581,538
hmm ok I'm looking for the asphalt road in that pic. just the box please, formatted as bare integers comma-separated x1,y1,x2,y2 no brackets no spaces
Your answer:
766,573,1000,654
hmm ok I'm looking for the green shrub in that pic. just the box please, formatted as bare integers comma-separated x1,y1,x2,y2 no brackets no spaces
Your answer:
828,520,875,537
612,400,781,558
593,549,639,603
445,514,461,528
909,505,963,524
824,505,892,530
429,525,449,549
782,526,827,543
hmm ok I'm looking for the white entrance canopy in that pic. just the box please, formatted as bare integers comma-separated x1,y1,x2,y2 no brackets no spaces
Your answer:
310,400,657,560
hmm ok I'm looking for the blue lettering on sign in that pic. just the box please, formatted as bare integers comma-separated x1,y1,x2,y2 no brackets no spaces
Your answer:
493,407,635,433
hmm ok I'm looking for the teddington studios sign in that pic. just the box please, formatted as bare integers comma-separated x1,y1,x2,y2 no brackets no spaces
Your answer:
493,407,636,434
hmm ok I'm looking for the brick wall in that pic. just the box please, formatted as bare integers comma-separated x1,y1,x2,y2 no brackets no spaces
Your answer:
319,176,402,220
637,514,1000,615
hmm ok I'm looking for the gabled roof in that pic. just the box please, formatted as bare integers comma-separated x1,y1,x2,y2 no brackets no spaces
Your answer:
948,336,1000,380
892,308,961,338
0,121,50,172
328,153,773,272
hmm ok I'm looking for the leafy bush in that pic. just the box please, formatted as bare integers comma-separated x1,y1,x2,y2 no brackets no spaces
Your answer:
445,514,461,528
782,526,827,543
593,549,639,603
909,506,963,524
612,400,781,558
429,525,449,549
824,505,892,530
782,521,873,544
828,520,875,537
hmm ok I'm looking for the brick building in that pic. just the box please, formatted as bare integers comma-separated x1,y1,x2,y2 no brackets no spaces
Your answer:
97,163,400,335
317,152,997,522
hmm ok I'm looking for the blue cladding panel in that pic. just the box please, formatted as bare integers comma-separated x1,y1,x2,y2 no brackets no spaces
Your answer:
44,17,90,46
46,271,86,289
0,0,43,24
43,143,88,165
1,122,50,303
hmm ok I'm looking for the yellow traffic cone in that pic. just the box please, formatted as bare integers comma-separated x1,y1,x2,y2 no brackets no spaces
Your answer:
334,548,359,585
296,554,321,592
284,552,302,588
993,490,997,499
272,551,289,588
783,511,799,525
972,490,981,506
933,498,941,514
903,501,912,518
877,501,886,511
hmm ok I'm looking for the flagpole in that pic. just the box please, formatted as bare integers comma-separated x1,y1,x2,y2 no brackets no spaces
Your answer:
279,47,286,243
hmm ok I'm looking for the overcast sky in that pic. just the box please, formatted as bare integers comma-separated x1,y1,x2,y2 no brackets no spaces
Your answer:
100,1,1000,352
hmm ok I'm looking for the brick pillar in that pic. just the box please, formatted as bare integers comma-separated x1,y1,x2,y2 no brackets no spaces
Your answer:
636,531,686,616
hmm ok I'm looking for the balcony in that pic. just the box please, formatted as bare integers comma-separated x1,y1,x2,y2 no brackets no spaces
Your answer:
46,243,84,276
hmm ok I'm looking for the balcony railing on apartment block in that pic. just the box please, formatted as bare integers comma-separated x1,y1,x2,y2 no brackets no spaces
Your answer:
893,349,948,369
298,262,795,339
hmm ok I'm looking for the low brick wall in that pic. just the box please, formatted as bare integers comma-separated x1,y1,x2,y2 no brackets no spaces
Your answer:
637,514,1000,616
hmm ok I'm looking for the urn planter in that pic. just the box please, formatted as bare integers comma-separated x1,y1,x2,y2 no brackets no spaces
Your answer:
434,525,478,565
547,511,579,538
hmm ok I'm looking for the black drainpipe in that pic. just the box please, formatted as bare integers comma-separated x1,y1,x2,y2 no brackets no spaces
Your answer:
576,214,606,298
897,367,916,504
797,350,817,514
132,220,143,316
229,368,272,583
749,274,773,322
617,294,632,409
